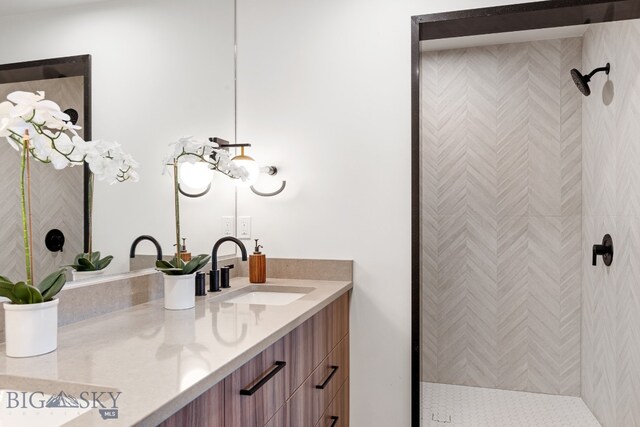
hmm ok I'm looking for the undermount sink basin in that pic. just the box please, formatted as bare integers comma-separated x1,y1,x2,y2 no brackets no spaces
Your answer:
224,286,313,306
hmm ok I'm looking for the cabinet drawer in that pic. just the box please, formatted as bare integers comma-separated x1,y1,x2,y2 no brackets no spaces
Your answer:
315,379,349,427
287,293,350,393
225,337,289,427
265,402,289,427
289,334,349,427
158,381,224,427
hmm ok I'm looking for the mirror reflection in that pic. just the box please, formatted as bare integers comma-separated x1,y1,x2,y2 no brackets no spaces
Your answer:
0,0,238,280
0,61,87,282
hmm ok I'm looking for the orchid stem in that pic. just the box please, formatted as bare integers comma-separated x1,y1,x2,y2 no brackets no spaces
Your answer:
173,163,181,265
87,172,94,254
26,135,34,284
20,131,33,286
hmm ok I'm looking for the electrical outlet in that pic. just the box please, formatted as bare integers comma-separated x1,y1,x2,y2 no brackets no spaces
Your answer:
238,216,251,239
222,216,234,236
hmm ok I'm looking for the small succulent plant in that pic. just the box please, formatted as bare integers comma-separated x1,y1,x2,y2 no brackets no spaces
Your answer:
0,269,66,304
68,252,114,272
156,254,210,276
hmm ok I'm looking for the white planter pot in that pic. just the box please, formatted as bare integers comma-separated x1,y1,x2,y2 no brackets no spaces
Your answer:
71,270,106,281
4,298,59,358
163,274,196,310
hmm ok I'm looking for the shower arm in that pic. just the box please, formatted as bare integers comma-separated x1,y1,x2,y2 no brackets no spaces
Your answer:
586,64,610,80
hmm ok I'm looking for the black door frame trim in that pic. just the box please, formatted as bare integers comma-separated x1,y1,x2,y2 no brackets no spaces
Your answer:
410,1,640,426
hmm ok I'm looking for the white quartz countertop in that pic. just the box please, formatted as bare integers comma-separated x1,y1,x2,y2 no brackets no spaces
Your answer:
0,277,352,426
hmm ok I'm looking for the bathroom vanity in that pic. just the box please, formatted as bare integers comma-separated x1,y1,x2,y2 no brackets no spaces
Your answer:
0,275,351,427
160,289,350,427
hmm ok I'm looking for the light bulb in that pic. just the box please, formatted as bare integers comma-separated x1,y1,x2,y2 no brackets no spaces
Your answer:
179,162,214,191
232,153,260,188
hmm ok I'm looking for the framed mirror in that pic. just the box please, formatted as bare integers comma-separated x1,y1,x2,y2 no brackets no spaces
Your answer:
0,0,238,280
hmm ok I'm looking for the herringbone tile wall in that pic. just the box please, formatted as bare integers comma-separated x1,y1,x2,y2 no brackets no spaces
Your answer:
581,20,640,427
0,77,84,283
420,38,582,396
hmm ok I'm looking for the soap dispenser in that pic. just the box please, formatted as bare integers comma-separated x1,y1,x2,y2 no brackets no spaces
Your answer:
249,239,266,283
175,238,192,262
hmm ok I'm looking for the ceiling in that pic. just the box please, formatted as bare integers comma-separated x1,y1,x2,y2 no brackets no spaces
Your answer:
0,0,109,17
420,24,589,52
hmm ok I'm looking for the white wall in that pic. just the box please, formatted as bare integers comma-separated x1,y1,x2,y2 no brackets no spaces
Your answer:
0,0,238,274
235,0,541,425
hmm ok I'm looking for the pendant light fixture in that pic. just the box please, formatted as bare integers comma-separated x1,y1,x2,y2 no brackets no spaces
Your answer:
231,146,260,188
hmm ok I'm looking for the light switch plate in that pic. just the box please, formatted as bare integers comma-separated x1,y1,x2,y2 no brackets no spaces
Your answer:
238,216,251,239
222,216,234,236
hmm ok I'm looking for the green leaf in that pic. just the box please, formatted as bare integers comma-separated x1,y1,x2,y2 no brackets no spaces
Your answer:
37,269,67,294
76,257,96,271
169,256,186,269
90,251,101,264
96,255,113,271
183,255,211,275
0,282,20,304
13,282,43,304
0,275,14,284
41,271,66,301
156,260,175,270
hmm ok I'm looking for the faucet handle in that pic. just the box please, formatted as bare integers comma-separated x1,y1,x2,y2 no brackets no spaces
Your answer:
220,264,233,289
209,269,221,292
223,264,235,270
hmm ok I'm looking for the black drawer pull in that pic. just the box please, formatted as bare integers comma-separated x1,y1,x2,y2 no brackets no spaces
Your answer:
240,361,286,396
315,365,339,390
329,416,339,427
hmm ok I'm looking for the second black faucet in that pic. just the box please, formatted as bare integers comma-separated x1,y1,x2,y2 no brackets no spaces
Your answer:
210,236,248,291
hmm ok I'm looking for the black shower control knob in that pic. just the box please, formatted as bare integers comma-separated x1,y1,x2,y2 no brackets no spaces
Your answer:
45,229,65,253
592,234,613,267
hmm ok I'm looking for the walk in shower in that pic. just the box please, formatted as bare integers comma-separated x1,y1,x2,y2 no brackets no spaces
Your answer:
414,3,640,426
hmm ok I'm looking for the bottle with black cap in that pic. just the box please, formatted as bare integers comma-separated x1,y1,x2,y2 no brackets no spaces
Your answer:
249,239,266,284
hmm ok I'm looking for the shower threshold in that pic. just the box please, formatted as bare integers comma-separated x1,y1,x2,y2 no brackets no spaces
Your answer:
421,382,600,426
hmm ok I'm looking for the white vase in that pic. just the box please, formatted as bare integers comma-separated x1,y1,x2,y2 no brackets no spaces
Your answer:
4,298,59,358
71,270,106,281
163,274,196,310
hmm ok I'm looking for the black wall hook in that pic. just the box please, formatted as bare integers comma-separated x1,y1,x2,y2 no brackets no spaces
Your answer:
592,234,613,266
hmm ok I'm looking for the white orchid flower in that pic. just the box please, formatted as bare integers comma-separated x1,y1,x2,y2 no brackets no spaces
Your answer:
0,102,17,137
0,91,139,183
83,140,139,184
71,136,98,160
7,91,70,124
89,155,118,181
6,91,45,118
30,128,53,159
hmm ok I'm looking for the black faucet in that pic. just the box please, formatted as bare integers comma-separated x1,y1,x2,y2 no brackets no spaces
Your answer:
210,236,248,291
130,235,164,260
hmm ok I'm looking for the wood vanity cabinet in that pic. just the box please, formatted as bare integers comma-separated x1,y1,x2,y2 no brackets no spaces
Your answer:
224,337,289,426
159,291,350,427
159,381,225,427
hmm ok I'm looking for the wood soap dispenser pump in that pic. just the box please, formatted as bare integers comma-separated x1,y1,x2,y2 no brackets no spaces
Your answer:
175,238,192,262
249,239,266,283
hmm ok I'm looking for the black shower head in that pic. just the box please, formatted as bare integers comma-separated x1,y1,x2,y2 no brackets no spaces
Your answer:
570,68,591,96
570,63,610,96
